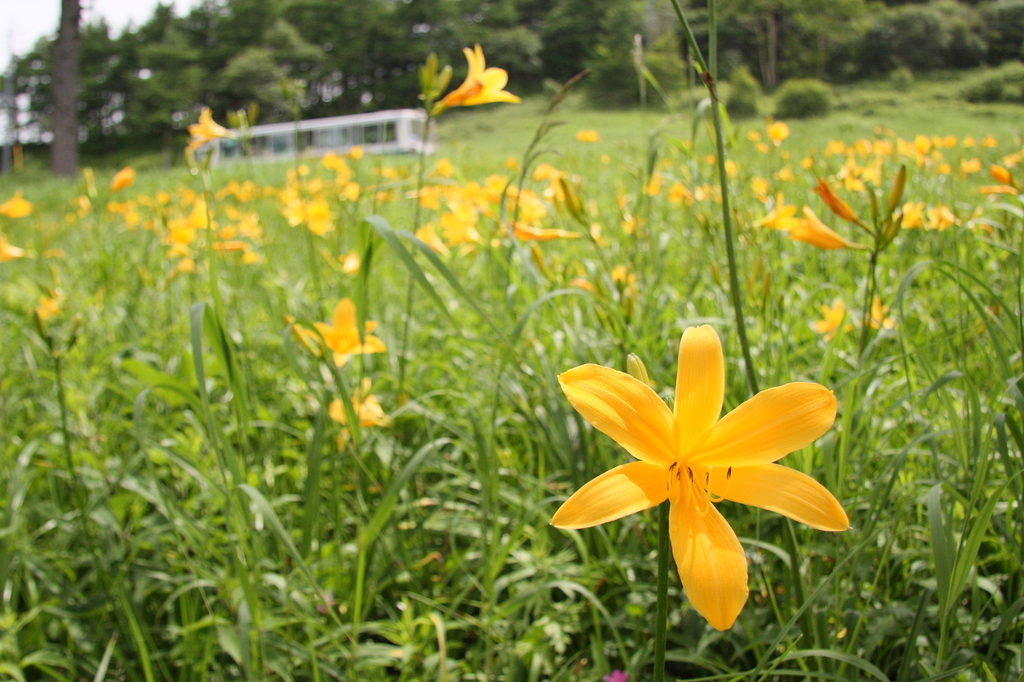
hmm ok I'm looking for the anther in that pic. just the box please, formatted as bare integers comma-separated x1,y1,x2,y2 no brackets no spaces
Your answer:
727,466,733,480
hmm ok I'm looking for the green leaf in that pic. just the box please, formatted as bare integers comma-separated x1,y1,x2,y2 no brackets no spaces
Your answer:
782,649,891,682
363,214,458,329
928,484,953,616
120,358,196,408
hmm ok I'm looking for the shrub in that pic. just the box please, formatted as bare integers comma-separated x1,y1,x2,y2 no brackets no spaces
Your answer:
726,65,761,118
774,78,832,119
961,60,1024,102
889,66,914,91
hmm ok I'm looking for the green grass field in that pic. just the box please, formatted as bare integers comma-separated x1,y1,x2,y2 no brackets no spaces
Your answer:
1,70,1023,682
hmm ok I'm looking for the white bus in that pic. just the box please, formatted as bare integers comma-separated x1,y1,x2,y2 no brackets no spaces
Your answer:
210,109,436,164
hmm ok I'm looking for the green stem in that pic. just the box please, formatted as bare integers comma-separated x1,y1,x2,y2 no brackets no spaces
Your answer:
668,0,758,395
653,501,671,682
858,248,880,354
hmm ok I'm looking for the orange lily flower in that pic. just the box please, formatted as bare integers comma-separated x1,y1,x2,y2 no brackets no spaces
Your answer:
788,207,865,250
813,180,864,226
110,167,135,193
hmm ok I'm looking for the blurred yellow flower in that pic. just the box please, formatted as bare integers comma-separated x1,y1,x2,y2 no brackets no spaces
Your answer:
982,135,997,148
330,377,390,428
960,158,981,175
435,158,455,178
330,377,390,447
315,298,387,367
110,167,135,192
552,325,846,631
869,296,895,330
416,223,450,255
900,201,925,228
814,299,846,340
512,223,580,241
0,237,29,262
576,129,600,143
340,251,361,274
0,190,32,218
767,120,790,144
349,146,364,160
432,45,520,116
753,194,801,231
187,107,232,160
926,205,956,231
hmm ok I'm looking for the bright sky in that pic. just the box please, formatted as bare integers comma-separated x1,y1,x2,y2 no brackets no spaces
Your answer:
3,0,201,71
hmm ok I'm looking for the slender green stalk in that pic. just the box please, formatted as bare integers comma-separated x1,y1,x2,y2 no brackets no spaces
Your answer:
668,0,759,395
200,171,227,326
652,501,671,682
858,248,880,353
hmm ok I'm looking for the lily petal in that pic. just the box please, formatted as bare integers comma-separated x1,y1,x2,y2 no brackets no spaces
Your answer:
690,382,836,468
333,298,356,330
719,464,849,531
670,496,749,631
675,326,725,454
552,461,668,529
559,364,676,466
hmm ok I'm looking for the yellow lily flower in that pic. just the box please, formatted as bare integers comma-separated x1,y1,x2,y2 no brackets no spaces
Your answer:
329,377,390,448
329,378,391,429
552,326,848,631
315,298,387,367
431,45,520,116
814,299,846,340
186,107,233,160
752,194,801,231
788,207,865,250
0,190,32,218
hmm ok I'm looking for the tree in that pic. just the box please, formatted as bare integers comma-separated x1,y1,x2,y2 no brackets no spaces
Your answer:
51,0,82,176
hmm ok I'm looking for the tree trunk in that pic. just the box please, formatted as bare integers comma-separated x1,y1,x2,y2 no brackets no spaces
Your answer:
51,0,81,177
765,11,778,89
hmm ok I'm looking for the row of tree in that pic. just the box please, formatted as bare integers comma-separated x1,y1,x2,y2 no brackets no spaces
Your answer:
6,0,1024,173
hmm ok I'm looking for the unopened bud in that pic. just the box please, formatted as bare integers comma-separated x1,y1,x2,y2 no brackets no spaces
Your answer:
626,353,649,385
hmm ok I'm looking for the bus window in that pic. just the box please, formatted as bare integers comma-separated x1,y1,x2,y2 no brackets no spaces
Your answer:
220,138,241,158
350,126,362,144
300,130,314,151
384,121,396,142
318,128,338,149
271,134,290,154
251,136,268,156
364,124,380,144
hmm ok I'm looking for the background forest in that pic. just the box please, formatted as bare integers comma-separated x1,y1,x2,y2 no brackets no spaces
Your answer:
5,0,1024,163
